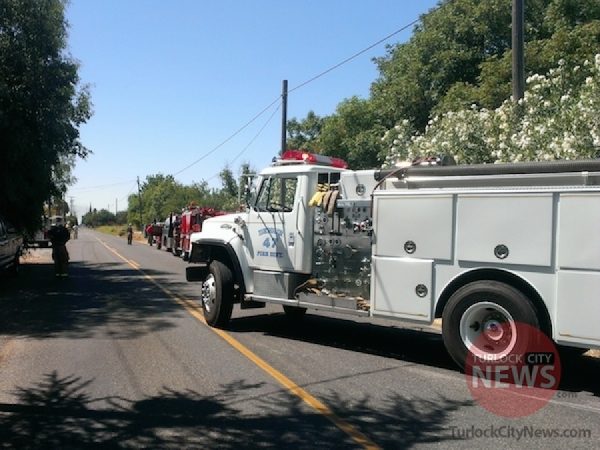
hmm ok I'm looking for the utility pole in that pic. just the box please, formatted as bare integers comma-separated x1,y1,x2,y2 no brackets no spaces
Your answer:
115,198,118,216
280,79,288,155
69,196,75,218
512,0,525,101
137,176,143,228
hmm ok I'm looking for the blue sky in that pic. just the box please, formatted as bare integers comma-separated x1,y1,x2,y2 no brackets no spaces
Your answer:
65,0,440,217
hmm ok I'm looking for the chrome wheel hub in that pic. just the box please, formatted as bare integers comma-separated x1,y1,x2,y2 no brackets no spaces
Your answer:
201,274,216,313
460,302,517,361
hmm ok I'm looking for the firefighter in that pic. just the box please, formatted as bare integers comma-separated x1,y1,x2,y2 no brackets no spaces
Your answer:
145,223,153,246
127,224,133,245
47,217,70,277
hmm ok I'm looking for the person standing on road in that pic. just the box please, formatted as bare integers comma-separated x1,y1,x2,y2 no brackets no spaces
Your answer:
47,217,70,277
145,223,153,246
127,224,133,245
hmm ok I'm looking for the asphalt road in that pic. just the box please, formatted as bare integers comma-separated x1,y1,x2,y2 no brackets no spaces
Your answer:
0,228,599,449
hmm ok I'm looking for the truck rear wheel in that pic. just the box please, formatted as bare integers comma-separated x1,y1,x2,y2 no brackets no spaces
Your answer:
442,281,541,370
201,260,234,328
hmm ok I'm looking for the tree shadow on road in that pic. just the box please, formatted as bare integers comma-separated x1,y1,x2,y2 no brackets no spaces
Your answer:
0,371,470,448
0,262,187,340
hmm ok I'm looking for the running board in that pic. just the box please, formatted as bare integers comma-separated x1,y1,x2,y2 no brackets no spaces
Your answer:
246,293,370,317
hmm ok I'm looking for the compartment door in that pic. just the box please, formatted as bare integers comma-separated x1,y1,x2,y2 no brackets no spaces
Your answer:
556,271,600,345
456,194,553,267
372,257,433,322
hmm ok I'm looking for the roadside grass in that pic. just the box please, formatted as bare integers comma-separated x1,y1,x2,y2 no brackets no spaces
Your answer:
96,225,127,237
95,225,146,242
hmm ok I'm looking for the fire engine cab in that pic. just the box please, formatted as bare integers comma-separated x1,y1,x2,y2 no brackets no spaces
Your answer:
186,150,600,369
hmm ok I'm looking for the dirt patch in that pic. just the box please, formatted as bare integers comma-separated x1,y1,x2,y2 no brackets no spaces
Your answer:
20,249,53,264
588,349,600,358
133,231,146,242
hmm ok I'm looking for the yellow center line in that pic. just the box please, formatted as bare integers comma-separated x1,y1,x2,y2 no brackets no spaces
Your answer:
94,237,380,449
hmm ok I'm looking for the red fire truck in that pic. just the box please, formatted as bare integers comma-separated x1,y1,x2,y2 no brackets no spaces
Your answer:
178,205,225,260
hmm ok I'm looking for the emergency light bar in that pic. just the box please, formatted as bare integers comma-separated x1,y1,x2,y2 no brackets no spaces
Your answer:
280,150,348,169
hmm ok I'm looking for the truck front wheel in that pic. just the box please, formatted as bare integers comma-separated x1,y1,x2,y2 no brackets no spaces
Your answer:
442,281,541,370
201,260,234,328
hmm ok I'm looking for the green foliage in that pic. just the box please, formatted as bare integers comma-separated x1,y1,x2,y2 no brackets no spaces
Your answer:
0,0,91,233
288,0,599,168
82,209,115,227
382,55,600,165
65,214,78,226
126,164,255,228
286,111,324,152
318,97,386,169
115,211,128,225
288,98,386,169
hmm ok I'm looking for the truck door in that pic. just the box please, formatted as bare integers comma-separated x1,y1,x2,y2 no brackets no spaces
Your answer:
245,173,312,273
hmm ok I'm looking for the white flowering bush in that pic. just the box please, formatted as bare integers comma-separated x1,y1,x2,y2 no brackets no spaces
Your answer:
382,54,600,167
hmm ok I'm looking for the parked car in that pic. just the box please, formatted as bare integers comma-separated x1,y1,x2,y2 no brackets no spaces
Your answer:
0,216,23,275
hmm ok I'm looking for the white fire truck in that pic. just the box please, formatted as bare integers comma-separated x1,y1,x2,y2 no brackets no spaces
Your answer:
186,150,600,369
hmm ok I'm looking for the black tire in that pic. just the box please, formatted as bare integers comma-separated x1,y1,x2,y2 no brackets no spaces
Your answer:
201,260,234,328
442,280,541,370
282,305,307,321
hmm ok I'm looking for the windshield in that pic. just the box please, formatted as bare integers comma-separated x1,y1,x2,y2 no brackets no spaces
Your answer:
254,176,297,213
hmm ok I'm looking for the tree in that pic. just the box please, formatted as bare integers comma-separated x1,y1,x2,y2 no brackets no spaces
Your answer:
286,111,324,151
0,0,91,233
115,211,128,225
371,0,600,130
318,97,386,169
219,166,238,199
81,208,115,227
382,54,600,165
291,0,599,168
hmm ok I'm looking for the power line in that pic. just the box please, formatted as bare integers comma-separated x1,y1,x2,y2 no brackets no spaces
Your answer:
230,103,282,166
69,179,137,191
204,102,282,183
77,10,433,197
172,96,281,176
288,19,421,94
119,181,138,202
172,16,424,177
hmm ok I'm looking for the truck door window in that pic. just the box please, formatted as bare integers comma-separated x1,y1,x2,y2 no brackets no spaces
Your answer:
255,176,298,212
